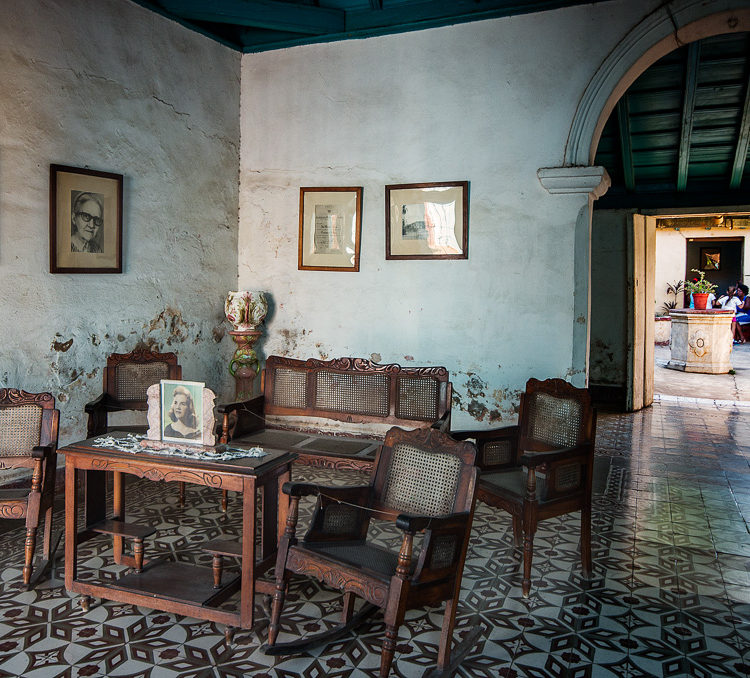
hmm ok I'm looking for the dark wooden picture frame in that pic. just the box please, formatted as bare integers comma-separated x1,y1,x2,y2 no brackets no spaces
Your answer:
50,164,123,274
385,181,469,260
699,247,720,271
298,187,363,271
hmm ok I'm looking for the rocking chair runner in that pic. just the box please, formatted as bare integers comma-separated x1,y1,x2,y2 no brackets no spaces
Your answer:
266,426,478,678
453,377,596,597
0,389,60,587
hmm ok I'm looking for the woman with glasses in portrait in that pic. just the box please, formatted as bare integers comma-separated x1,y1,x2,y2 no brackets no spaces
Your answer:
71,191,104,253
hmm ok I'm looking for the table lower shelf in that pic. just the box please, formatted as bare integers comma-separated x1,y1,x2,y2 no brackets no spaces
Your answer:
109,561,232,606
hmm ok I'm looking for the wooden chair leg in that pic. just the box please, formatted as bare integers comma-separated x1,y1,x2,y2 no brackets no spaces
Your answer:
522,529,535,598
581,505,592,577
23,527,37,585
436,596,458,670
267,577,288,646
342,592,356,623
221,490,228,513
380,623,400,678
42,506,54,561
511,515,522,547
179,482,185,507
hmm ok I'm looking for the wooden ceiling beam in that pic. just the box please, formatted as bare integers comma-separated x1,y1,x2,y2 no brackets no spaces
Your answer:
677,42,700,192
729,68,750,189
158,0,345,36
617,96,635,191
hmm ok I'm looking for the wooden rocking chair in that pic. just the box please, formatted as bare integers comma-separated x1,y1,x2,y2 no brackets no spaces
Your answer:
266,426,478,677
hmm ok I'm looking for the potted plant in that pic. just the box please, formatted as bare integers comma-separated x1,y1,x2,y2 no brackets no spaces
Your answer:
684,269,717,310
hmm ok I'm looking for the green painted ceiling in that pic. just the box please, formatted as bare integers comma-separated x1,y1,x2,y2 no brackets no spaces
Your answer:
595,32,750,209
131,0,613,53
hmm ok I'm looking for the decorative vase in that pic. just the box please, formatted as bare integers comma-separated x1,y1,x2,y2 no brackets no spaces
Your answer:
224,291,268,331
224,291,269,400
693,293,709,310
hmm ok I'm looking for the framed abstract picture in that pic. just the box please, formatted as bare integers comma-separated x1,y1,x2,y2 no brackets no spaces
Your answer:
385,181,468,260
50,164,123,273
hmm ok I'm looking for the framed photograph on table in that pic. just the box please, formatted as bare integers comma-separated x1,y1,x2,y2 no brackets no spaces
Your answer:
385,181,469,260
161,380,205,444
699,248,720,271
50,164,123,273
299,187,362,271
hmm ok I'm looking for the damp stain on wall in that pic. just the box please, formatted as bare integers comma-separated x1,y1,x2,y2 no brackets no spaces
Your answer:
146,306,191,345
51,335,73,352
453,372,522,423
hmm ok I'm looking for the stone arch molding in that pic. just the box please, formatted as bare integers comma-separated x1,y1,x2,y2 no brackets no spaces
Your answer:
564,0,750,170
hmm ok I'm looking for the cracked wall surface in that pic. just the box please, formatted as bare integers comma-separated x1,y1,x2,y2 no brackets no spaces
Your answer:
237,0,666,429
0,0,241,453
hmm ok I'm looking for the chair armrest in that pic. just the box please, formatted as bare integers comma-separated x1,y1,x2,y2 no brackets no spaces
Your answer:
520,444,590,467
452,425,519,471
282,482,371,499
217,395,265,442
31,445,53,460
451,425,519,441
397,511,473,584
84,393,124,413
395,511,470,534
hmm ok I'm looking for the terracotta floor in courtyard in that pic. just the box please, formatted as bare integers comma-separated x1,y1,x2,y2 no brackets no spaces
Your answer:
0,400,749,677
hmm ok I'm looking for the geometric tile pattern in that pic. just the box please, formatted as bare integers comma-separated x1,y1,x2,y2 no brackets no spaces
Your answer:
0,400,748,677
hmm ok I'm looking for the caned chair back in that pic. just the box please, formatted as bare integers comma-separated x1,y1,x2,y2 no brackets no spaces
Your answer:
372,427,476,518
0,389,58,462
518,378,594,455
262,356,451,427
104,349,181,406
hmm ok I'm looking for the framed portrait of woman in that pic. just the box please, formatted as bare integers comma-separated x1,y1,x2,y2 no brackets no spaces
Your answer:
161,380,204,444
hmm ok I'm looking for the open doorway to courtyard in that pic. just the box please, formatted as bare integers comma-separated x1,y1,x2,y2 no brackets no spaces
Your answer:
654,213,750,404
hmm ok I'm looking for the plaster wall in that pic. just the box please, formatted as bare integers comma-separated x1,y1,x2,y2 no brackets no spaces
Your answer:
238,0,662,429
0,0,241,450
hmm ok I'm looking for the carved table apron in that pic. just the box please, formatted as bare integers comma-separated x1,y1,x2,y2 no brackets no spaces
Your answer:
60,433,295,630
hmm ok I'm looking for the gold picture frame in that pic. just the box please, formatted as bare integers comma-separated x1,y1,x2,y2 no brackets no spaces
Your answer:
385,181,468,260
298,187,362,271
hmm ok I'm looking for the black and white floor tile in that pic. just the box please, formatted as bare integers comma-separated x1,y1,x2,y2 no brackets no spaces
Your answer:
0,400,748,677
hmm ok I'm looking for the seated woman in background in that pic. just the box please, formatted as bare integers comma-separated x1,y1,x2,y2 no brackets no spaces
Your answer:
733,284,750,344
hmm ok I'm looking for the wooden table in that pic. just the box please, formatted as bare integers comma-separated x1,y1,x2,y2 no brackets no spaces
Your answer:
60,433,295,633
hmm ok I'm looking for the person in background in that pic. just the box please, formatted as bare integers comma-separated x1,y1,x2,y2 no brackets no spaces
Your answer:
733,284,750,344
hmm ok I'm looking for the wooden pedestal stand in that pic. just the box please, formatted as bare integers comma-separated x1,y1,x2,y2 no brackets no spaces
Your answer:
229,330,262,400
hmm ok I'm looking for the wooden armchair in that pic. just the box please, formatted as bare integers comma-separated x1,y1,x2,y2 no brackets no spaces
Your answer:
453,378,596,597
0,389,60,587
85,349,181,437
266,426,478,677
85,349,188,503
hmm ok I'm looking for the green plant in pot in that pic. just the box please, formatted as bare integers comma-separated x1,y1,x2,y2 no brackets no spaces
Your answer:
684,269,717,309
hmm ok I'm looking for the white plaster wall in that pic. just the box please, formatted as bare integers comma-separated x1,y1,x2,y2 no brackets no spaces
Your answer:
238,0,663,429
0,0,241,448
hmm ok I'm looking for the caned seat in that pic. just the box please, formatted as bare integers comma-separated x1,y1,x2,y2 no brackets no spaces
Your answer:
265,426,478,678
453,378,596,597
0,389,60,587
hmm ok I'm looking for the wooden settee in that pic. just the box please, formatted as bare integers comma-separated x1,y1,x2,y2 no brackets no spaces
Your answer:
218,356,452,471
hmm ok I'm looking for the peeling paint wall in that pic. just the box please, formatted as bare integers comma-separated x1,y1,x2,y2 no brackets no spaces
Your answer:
0,0,240,451
238,0,663,429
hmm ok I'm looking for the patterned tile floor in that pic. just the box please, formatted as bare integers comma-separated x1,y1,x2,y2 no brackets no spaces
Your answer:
0,401,749,677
